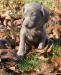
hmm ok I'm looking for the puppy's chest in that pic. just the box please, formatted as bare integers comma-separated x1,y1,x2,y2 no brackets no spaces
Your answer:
26,28,42,41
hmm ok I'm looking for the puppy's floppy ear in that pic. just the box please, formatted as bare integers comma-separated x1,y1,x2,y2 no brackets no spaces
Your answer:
40,6,49,23
40,6,45,17
43,8,49,23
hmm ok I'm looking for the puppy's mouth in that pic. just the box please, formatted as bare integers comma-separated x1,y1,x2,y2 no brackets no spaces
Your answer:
25,20,37,29
25,24,36,29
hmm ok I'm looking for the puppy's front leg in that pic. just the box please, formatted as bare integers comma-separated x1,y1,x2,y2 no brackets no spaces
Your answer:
17,27,26,57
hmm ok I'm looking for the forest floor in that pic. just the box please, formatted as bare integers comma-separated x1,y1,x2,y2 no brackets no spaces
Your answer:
0,2,61,75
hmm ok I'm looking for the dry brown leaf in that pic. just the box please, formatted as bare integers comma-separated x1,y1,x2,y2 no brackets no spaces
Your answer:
51,15,60,22
3,19,7,26
1,55,13,60
9,67,15,71
53,30,59,39
38,56,45,60
0,49,17,61
0,32,6,39
0,69,9,75
54,57,61,66
47,44,53,52
58,51,61,57
7,21,12,26
0,49,15,55
16,36,19,45
55,8,61,14
35,45,48,54
48,34,54,39
1,11,10,18
40,62,54,73
5,15,11,20
1,54,17,61
47,25,61,39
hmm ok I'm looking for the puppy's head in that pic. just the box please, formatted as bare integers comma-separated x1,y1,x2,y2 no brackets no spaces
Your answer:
22,3,49,28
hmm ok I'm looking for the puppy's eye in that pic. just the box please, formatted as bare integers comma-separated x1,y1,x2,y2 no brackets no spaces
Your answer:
31,12,36,16
30,14,36,21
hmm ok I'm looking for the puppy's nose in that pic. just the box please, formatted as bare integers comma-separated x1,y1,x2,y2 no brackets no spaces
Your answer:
25,24,28,27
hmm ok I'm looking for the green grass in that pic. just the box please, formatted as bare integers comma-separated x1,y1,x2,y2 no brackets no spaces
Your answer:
53,44,61,51
17,39,61,72
50,38,61,52
45,39,61,58
10,10,17,19
17,54,40,72
53,44,61,58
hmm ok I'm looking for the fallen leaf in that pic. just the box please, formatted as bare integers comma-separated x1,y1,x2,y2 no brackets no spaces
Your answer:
53,30,59,39
47,44,53,52
35,45,48,54
1,10,10,18
9,67,15,71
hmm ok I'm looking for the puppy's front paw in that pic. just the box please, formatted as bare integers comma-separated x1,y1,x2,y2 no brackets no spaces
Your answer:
13,54,24,62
